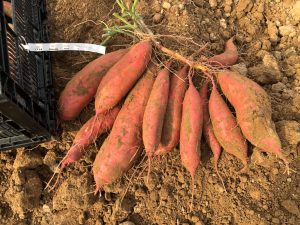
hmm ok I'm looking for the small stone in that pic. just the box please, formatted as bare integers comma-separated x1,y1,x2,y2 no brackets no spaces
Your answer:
267,21,278,42
249,190,261,201
231,63,248,75
193,0,204,7
281,200,300,215
272,218,280,224
263,205,268,210
42,204,51,213
209,0,217,8
240,176,248,183
178,3,184,10
191,215,200,222
279,25,296,36
224,5,231,13
249,210,255,215
282,92,291,100
162,2,171,10
287,178,292,182
273,51,282,60
276,120,300,145
119,222,135,225
153,13,163,23
271,82,286,92
237,187,242,194
271,168,279,175
135,187,146,197
219,19,227,29
209,33,217,41
153,4,161,13
195,221,205,225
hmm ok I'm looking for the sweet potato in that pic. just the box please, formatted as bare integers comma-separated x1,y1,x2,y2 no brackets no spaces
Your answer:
60,106,120,169
155,65,188,156
207,38,238,67
216,70,289,170
143,62,171,177
180,75,203,207
58,49,127,121
199,81,222,174
95,40,152,115
3,1,13,18
209,79,248,172
93,63,156,192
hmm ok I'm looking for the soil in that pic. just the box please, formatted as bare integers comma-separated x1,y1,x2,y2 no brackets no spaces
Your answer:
1,0,300,225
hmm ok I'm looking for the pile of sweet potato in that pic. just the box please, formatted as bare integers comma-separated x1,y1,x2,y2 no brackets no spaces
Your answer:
58,39,289,194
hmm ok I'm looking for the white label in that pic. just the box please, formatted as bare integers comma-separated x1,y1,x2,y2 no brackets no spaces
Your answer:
21,43,106,54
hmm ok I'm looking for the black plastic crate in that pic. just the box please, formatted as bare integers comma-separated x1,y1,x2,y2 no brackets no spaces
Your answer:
0,0,56,150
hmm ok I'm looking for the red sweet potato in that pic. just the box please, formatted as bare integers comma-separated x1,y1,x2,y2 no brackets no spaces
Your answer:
209,79,248,172
95,40,152,115
199,81,222,172
155,65,188,156
180,75,203,207
207,38,238,67
143,63,171,162
58,49,127,121
60,106,120,169
3,1,13,18
92,63,156,192
216,70,289,171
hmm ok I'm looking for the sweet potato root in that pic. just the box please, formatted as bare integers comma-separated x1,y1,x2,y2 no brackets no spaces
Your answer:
60,107,120,169
95,40,152,115
209,79,248,172
143,63,171,179
180,75,203,208
155,65,188,156
58,49,127,121
199,81,222,174
216,70,289,171
93,63,156,192
207,38,238,67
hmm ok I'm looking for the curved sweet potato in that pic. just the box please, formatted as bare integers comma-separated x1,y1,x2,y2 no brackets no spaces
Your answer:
199,81,222,171
95,40,152,115
216,70,289,170
93,63,156,192
155,65,188,156
207,38,238,67
143,63,171,160
209,79,248,172
58,49,127,121
60,106,120,169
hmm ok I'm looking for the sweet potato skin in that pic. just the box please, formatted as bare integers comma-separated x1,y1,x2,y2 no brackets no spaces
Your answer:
58,49,127,121
155,65,188,155
209,83,248,171
207,38,238,67
95,40,152,115
217,71,285,161
180,77,203,180
143,64,171,158
92,64,156,192
199,81,222,166
60,107,120,169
